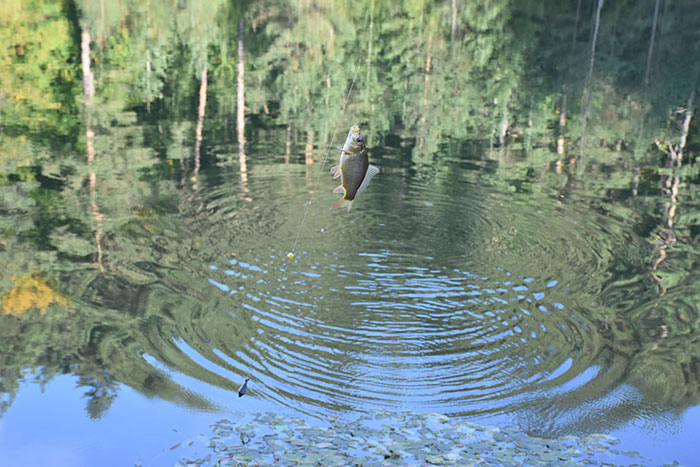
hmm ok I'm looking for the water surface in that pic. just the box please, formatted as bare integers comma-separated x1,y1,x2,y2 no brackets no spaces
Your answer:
1,1,700,465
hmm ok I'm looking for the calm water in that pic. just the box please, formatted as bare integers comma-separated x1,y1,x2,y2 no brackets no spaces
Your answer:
1,1,700,465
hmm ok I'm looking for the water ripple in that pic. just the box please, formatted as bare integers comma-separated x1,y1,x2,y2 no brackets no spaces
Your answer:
126,161,674,437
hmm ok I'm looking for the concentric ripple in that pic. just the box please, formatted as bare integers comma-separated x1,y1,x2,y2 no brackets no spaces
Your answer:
130,157,661,435
199,249,600,416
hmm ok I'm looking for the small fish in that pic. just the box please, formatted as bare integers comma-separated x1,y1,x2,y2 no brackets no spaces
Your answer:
329,124,379,213
238,377,250,397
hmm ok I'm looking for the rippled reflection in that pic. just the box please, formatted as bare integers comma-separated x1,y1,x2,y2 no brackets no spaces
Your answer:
56,150,689,439
2,4,700,466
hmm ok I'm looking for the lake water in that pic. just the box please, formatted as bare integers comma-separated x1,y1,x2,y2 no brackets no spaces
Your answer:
1,1,699,466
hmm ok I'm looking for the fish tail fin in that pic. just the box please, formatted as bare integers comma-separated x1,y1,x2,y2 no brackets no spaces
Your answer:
331,198,353,213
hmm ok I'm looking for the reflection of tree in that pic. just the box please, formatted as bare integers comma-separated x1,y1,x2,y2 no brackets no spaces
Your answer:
0,0,699,429
0,0,245,419
80,26,106,273
653,91,695,292
237,8,248,185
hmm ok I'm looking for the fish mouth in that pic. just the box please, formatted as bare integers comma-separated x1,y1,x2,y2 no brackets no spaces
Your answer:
350,124,361,134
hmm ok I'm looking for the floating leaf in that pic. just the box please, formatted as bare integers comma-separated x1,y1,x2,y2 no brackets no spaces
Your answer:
425,454,445,465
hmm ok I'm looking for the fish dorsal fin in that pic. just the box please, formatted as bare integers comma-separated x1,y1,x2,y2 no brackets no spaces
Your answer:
356,165,379,196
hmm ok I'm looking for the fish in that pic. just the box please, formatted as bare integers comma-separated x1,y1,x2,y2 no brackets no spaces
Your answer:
238,377,250,397
329,123,379,213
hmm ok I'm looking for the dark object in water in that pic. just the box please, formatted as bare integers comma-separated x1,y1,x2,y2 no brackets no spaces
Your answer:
238,377,250,397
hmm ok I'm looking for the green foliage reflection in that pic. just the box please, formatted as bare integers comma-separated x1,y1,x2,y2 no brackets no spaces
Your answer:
0,0,698,433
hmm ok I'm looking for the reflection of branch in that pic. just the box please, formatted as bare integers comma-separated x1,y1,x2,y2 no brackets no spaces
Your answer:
450,0,457,43
557,90,566,156
651,90,694,293
499,110,508,147
237,12,248,190
179,153,189,188
420,31,432,125
580,0,604,144
667,91,694,226
656,90,694,226
677,90,695,162
558,0,581,161
285,124,291,164
652,231,675,269
87,122,104,275
304,128,315,166
366,0,374,99
417,30,432,151
145,0,152,112
81,29,104,273
91,197,105,274
81,29,95,102
643,0,660,88
193,67,208,188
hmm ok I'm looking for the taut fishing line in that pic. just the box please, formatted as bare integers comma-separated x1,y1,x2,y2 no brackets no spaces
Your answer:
287,11,371,260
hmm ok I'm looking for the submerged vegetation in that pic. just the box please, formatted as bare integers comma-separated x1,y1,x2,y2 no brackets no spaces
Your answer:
0,0,699,463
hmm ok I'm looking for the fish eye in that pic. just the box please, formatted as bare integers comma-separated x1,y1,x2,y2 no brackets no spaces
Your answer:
357,135,363,141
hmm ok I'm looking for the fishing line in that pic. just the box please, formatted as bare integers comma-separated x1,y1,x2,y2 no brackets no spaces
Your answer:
286,68,360,259
287,11,371,260
239,11,371,401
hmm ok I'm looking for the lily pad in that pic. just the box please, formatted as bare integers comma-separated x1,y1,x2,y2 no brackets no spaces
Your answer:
425,454,446,465
175,411,671,467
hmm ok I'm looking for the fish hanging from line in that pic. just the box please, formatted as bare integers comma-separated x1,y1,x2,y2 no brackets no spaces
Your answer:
330,124,379,213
